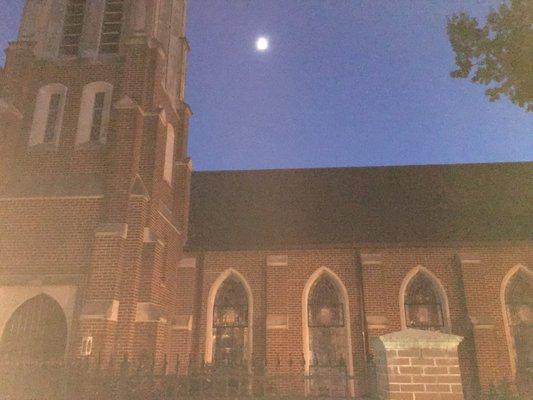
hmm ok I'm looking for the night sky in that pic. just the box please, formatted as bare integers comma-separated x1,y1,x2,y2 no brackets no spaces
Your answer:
1,0,531,171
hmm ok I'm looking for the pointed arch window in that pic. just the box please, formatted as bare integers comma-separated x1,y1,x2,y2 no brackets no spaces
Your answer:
404,274,444,330
29,84,67,147
76,82,113,145
44,94,62,142
305,273,351,397
213,278,249,367
505,271,532,388
61,0,87,56
0,294,67,362
308,278,344,328
90,92,106,141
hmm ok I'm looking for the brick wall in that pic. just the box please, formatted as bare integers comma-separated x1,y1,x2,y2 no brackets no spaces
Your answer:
185,243,531,398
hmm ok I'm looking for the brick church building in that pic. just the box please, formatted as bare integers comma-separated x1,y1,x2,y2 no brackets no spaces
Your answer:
0,1,531,399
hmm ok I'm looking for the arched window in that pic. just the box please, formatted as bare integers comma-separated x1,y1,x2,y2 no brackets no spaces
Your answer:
76,82,113,145
29,84,67,147
504,270,532,389
308,278,344,328
0,294,67,362
305,271,352,398
404,273,444,330
213,278,249,367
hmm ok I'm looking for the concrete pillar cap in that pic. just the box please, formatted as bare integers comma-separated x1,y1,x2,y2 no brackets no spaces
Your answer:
375,328,463,350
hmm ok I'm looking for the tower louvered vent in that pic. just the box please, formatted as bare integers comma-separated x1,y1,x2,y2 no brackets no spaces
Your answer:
60,0,87,56
100,0,125,54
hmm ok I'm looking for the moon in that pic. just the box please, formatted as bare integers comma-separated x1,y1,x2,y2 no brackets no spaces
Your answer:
256,37,269,51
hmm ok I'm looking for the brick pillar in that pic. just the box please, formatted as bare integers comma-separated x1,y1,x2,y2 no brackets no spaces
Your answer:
372,329,464,400
105,98,144,223
265,255,290,368
171,256,197,375
173,159,192,233
456,253,512,390
78,223,128,366
114,193,149,365
264,254,306,397
0,101,23,181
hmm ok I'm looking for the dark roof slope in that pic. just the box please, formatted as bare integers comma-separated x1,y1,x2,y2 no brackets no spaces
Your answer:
187,162,533,250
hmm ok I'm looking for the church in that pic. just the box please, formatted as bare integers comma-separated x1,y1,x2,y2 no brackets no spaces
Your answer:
0,1,531,399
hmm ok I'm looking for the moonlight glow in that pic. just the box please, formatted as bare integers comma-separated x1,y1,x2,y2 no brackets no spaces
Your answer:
256,37,269,51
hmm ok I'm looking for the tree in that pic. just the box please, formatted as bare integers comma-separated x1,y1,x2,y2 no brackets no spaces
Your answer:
447,0,532,111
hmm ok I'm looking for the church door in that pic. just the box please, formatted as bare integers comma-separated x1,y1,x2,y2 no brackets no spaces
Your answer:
0,294,68,362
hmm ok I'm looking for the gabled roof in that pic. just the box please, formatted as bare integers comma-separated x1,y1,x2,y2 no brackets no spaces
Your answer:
186,162,533,250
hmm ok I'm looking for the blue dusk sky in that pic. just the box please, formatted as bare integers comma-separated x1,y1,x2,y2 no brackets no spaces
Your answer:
1,0,531,171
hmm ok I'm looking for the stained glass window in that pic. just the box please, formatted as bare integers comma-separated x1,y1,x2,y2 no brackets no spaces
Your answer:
308,277,344,328
405,274,444,330
506,272,532,389
213,278,248,367
307,276,349,397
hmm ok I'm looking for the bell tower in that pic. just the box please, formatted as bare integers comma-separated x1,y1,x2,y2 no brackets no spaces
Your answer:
0,1,192,372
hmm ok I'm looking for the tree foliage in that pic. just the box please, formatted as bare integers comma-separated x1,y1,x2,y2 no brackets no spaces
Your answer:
447,0,532,111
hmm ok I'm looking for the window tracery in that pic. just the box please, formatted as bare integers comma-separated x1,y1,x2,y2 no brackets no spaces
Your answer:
213,278,249,367
308,277,344,328
505,271,532,389
404,273,444,330
306,274,350,397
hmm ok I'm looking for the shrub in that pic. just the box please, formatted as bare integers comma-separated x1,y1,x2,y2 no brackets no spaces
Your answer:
484,380,525,400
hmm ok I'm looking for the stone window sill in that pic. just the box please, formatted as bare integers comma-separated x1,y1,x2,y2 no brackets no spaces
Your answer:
75,141,106,151
28,142,59,153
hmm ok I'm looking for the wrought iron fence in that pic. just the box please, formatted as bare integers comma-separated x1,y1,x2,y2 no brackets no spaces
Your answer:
0,356,366,400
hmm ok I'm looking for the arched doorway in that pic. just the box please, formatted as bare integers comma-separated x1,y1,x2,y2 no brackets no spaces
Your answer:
303,268,353,397
0,294,67,362
503,268,532,392
212,277,250,368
